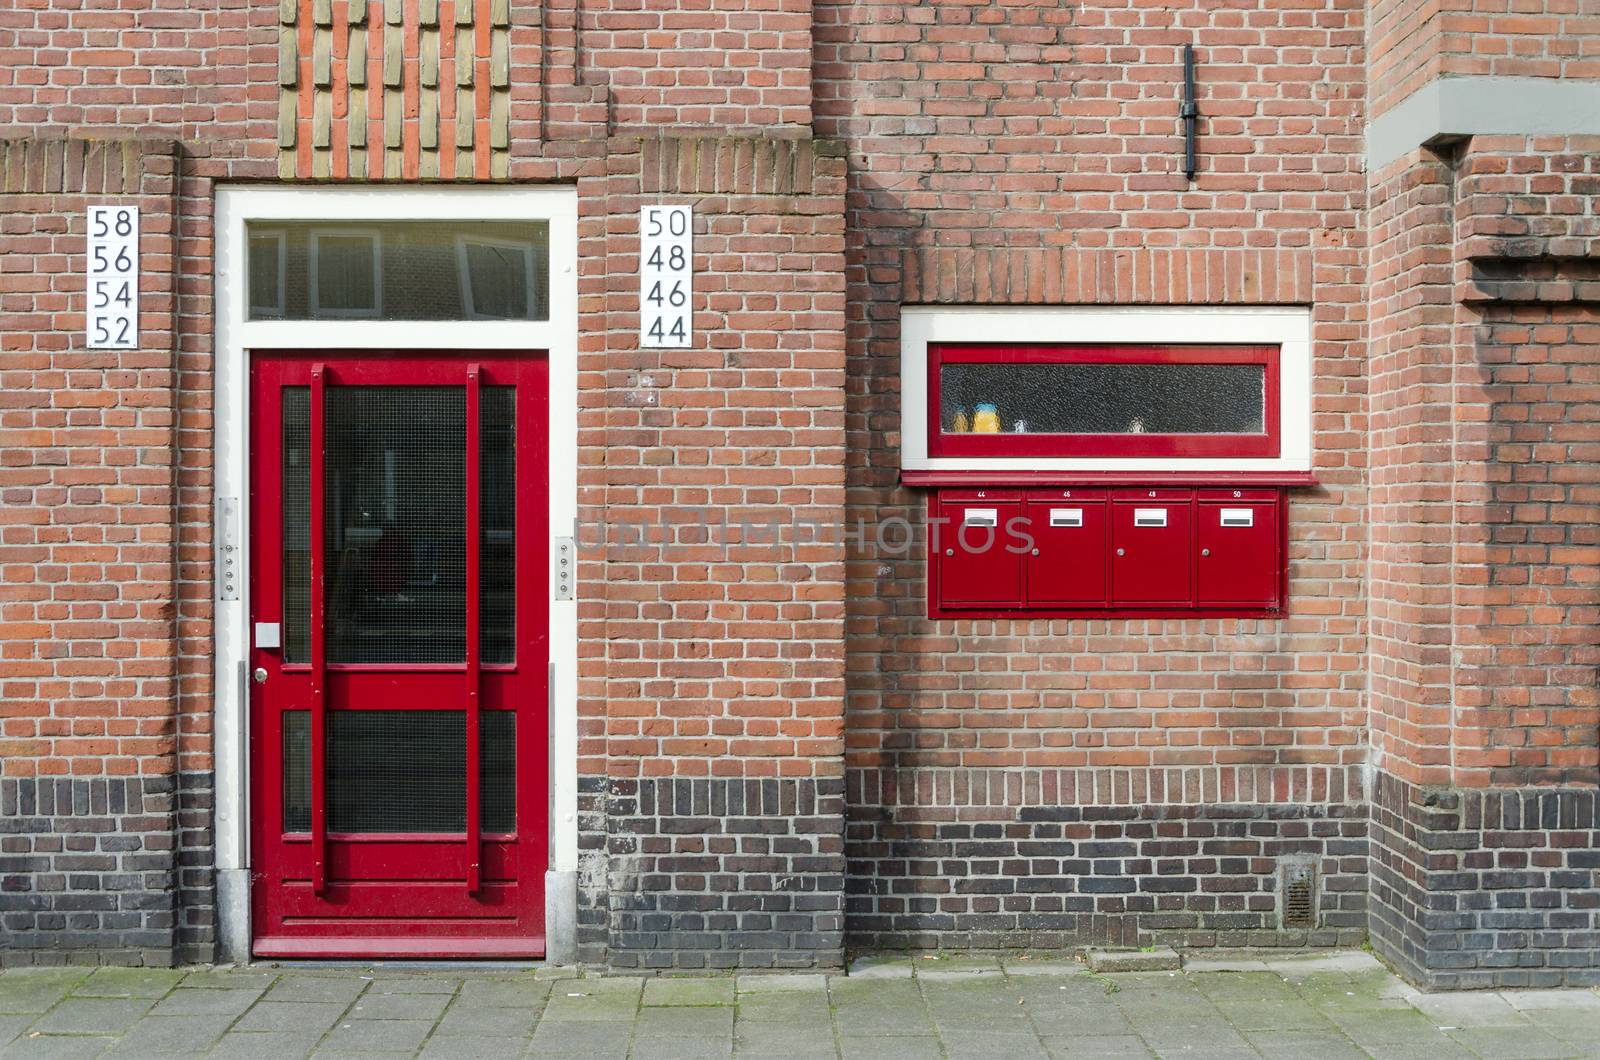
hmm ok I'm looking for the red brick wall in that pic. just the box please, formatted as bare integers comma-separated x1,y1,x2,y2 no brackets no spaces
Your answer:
816,0,1370,806
1,138,182,778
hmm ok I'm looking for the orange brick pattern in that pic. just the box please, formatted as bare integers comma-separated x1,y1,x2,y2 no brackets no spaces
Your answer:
278,0,513,180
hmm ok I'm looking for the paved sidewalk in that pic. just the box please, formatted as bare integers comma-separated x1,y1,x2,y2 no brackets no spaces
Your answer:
2,950,1599,1058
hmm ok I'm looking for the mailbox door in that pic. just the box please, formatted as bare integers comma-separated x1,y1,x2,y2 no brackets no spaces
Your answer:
1197,501,1279,607
937,498,1024,607
1025,498,1107,605
1110,498,1193,606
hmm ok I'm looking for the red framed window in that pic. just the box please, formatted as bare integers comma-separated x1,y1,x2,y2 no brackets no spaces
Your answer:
928,343,1280,460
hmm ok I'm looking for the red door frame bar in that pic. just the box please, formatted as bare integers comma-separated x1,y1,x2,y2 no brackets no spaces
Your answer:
308,363,328,896
464,364,482,896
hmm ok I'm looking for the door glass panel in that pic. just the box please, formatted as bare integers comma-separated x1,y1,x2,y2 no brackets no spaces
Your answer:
282,710,515,834
939,362,1265,436
281,383,516,664
282,388,311,661
326,387,467,663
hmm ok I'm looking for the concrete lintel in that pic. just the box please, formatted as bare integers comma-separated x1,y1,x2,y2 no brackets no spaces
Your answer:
1367,76,1600,171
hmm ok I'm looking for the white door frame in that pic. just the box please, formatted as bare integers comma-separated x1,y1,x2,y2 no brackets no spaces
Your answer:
212,185,580,961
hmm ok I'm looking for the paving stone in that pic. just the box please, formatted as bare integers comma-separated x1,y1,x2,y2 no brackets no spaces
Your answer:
451,977,547,1008
103,1013,235,1056
31,999,152,1035
735,974,827,994
262,976,369,1006
1209,998,1333,1031
362,977,460,996
1411,991,1526,1028
941,1028,1047,1058
147,989,261,1018
317,1018,432,1053
417,1034,529,1059
345,990,451,1021
177,971,277,992
532,966,581,982
1443,1025,1577,1059
635,1006,734,1037
916,956,1003,980
527,1018,631,1056
837,1035,939,1059
1264,952,1382,976
0,973,92,1015
629,1036,733,1060
1179,958,1270,974
0,1034,117,1059
71,969,185,1001
231,1001,348,1035
1500,988,1600,1011
732,1023,838,1058
205,1031,321,1059
540,985,640,1022
643,978,735,1006
734,992,832,1024
0,1014,35,1046
1241,1029,1366,1058
1040,1034,1153,1058
431,1004,535,1037
1361,1043,1480,1060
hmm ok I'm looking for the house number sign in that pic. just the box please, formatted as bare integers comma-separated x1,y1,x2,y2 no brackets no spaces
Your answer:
86,205,139,350
640,204,692,349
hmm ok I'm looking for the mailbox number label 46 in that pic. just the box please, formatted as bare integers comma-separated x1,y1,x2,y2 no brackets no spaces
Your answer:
640,205,692,349
87,206,139,350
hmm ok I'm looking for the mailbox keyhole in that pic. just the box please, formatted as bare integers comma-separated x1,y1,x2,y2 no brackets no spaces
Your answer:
1201,548,1211,557
1116,548,1126,557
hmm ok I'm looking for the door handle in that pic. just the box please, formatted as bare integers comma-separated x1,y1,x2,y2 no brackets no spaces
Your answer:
253,667,268,684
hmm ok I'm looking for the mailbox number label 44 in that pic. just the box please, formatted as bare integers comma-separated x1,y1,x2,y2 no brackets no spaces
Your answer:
640,205,692,349
87,206,139,350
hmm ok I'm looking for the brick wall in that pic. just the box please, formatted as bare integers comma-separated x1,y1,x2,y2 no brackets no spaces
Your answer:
818,0,1370,952
0,138,191,966
847,768,1368,951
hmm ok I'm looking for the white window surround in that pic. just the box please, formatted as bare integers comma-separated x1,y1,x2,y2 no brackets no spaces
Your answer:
900,306,1313,474
455,233,541,321
213,185,579,961
307,226,384,319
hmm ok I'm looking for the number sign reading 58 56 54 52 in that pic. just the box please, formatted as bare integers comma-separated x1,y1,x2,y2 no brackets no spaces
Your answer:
640,205,692,349
87,206,140,350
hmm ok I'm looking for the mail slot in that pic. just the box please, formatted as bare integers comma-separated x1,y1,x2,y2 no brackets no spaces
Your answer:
1027,498,1107,606
936,497,1023,607
1198,500,1279,607
1111,499,1193,606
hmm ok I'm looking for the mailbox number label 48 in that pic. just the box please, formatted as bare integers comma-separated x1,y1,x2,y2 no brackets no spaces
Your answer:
87,206,139,350
640,205,692,349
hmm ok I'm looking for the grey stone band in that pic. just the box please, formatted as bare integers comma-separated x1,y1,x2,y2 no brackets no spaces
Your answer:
1367,76,1600,170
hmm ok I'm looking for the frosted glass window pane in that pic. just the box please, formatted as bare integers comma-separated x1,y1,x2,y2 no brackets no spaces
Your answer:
939,363,1265,435
245,220,549,321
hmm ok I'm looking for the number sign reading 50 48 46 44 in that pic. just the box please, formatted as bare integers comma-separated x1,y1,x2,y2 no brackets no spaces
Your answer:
87,206,140,350
640,205,692,349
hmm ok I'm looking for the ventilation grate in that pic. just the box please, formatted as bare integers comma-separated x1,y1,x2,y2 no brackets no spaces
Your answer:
1280,860,1317,929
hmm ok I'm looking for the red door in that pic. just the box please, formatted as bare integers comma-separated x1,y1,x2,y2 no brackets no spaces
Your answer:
249,352,548,958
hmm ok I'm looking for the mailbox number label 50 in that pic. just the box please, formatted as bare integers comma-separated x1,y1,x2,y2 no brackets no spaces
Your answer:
640,205,692,349
87,206,139,350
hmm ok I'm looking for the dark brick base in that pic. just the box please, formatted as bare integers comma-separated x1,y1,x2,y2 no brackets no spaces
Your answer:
1369,771,1600,989
604,776,846,970
846,770,1368,951
0,776,179,968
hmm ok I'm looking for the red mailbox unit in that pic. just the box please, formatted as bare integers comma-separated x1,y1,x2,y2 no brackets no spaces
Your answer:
914,340,1302,620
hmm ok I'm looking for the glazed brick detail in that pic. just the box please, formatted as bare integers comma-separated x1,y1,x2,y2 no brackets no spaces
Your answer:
0,777,178,968
605,777,845,969
846,775,1368,952
1369,771,1600,989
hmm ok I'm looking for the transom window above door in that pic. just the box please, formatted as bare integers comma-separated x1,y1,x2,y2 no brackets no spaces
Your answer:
246,220,549,321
